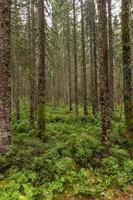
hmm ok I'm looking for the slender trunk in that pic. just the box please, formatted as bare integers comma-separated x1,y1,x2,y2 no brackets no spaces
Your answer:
108,0,114,114
73,0,79,116
92,0,98,114
81,0,88,116
29,0,36,124
37,0,46,139
66,10,72,111
15,48,20,121
14,0,20,121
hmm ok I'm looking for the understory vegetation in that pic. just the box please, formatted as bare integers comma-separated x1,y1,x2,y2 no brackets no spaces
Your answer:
0,105,133,200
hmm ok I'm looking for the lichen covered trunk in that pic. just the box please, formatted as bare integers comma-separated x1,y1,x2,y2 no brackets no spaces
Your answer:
97,0,111,145
122,0,133,133
0,0,11,153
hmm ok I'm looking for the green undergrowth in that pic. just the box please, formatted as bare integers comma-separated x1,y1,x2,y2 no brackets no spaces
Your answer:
0,105,133,200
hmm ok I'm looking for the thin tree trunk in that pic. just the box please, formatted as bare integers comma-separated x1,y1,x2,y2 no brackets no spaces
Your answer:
29,0,36,124
15,47,20,121
92,0,98,114
73,0,79,116
37,0,46,139
108,0,114,114
14,0,20,121
81,0,88,116
66,8,72,111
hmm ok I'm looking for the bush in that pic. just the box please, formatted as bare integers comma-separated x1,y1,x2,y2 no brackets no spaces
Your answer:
110,146,130,162
68,133,102,166
13,119,31,133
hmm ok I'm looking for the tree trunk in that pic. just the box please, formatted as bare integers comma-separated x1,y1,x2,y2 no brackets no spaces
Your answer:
81,0,88,116
15,45,20,121
14,0,20,121
108,0,114,114
37,0,46,139
92,0,98,115
29,0,36,124
0,0,11,153
66,5,72,111
90,0,98,115
97,0,110,145
73,0,79,116
122,0,133,133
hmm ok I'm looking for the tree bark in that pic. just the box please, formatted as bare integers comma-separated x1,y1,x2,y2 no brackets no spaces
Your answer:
37,0,46,139
73,0,79,116
81,0,88,116
29,0,36,124
92,0,98,115
89,0,98,115
66,4,72,111
122,0,133,133
97,0,110,145
0,0,11,153
15,0,20,121
108,0,114,114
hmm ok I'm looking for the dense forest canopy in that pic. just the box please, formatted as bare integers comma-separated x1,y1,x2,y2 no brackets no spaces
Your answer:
0,0,133,199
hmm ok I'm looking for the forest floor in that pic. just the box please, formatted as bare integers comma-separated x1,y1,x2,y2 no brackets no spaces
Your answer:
56,186,133,200
0,105,133,200
57,187,133,200
57,192,133,200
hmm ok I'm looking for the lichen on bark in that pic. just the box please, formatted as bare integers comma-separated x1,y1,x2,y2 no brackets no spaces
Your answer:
0,0,11,153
